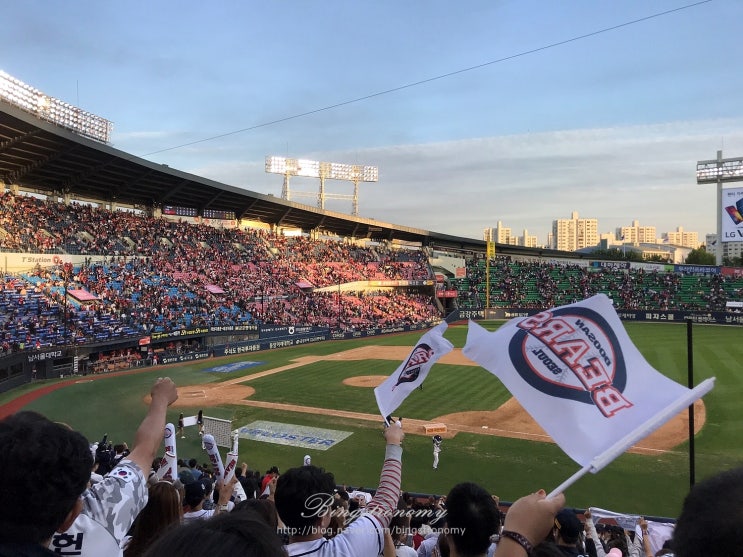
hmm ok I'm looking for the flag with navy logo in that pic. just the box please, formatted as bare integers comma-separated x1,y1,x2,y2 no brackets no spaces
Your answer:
463,294,714,470
375,321,453,421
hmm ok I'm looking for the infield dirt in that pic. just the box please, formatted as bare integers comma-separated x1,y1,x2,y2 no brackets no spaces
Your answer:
169,345,704,456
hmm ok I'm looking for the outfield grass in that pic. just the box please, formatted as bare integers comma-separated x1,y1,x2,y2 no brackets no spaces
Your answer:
3,321,742,519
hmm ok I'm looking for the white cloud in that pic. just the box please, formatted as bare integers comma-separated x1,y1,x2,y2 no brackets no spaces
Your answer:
163,118,743,245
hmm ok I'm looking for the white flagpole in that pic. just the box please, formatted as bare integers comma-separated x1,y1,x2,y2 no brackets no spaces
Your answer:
547,464,592,499
547,377,715,498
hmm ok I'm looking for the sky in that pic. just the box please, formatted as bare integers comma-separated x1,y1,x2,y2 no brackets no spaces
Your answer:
2,0,743,245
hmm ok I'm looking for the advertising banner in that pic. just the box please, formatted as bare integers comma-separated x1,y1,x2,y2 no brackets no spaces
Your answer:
721,186,743,242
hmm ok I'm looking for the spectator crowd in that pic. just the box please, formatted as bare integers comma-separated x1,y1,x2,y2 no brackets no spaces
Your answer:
456,256,743,313
0,192,439,355
0,376,735,557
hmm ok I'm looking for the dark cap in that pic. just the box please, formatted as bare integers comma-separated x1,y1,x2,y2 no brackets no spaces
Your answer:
184,480,206,507
554,509,582,543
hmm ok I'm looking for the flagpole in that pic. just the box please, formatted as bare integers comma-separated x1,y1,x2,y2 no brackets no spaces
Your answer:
547,377,715,499
588,378,714,472
687,319,696,489
547,465,592,499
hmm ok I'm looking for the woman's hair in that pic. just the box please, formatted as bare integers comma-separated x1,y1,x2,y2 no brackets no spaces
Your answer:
142,510,286,557
124,481,182,557
389,495,411,544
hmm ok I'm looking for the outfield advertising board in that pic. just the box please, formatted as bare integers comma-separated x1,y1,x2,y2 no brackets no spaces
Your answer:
236,420,352,450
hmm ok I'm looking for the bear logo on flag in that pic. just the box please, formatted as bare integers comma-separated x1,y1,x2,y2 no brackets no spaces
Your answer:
508,306,632,417
393,343,433,389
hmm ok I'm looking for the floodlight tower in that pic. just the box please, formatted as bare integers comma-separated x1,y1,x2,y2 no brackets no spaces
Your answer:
0,70,112,143
265,156,378,216
696,150,743,265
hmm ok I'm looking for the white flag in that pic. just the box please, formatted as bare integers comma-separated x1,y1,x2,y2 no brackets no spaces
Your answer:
374,321,453,420
163,423,178,480
203,434,225,479
463,294,714,471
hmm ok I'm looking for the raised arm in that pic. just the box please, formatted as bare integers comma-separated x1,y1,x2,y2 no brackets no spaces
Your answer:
583,508,606,557
366,421,404,528
126,377,178,473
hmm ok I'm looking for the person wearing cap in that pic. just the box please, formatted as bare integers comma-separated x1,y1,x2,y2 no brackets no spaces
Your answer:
303,455,311,466
550,509,588,556
183,476,238,524
432,435,442,470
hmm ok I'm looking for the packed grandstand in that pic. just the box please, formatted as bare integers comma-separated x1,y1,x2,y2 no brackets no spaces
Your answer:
1,188,742,377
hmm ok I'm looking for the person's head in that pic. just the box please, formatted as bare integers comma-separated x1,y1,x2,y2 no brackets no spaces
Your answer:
673,465,743,557
124,481,182,557
275,465,335,536
553,509,582,546
188,457,198,469
445,482,500,557
0,411,92,545
184,478,209,510
233,498,279,531
388,495,410,545
141,509,285,557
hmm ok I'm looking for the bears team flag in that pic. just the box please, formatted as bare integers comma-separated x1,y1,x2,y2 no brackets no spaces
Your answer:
375,321,454,422
462,293,714,494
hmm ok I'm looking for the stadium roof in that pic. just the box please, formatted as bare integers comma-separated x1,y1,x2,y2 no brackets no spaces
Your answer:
0,100,582,259
0,99,470,244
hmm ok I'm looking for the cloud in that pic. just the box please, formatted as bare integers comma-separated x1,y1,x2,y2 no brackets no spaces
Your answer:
152,118,743,244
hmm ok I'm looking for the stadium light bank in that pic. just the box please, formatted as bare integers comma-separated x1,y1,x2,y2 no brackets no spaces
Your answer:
0,70,112,143
266,155,378,216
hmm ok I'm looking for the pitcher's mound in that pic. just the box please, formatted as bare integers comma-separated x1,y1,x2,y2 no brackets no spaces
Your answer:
343,375,387,387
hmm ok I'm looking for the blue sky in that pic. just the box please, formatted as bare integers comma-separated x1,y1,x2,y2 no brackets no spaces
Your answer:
3,0,742,244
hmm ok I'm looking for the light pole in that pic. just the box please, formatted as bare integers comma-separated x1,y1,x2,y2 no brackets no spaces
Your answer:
696,150,743,266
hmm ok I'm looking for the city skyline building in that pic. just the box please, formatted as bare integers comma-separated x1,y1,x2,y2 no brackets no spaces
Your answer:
493,214,702,255
551,211,599,252
484,222,539,248
663,226,699,249
616,220,657,245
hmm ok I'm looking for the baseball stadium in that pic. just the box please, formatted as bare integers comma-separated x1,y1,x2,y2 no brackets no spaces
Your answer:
1,69,743,555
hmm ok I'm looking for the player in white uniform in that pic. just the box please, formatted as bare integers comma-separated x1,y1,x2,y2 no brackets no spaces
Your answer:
432,435,442,469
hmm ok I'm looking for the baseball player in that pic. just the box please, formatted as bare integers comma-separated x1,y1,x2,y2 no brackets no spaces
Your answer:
432,435,442,469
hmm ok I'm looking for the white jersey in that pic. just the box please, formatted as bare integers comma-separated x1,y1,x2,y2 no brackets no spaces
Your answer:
286,514,385,557
285,444,403,557
49,460,147,557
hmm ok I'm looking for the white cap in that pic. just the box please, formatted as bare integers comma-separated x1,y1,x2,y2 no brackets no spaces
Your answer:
303,455,311,466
